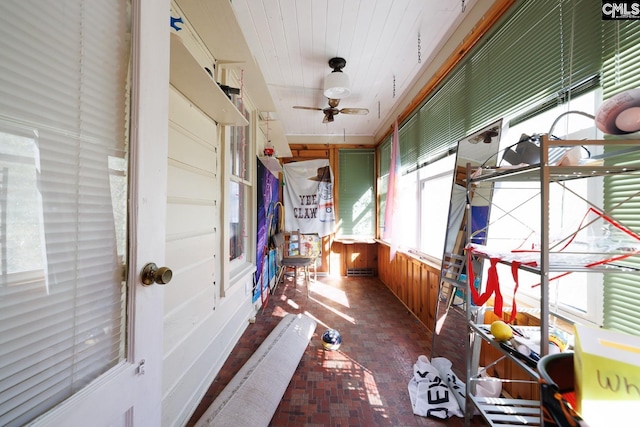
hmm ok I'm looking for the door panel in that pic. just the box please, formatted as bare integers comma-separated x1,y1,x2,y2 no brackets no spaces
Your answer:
29,0,169,425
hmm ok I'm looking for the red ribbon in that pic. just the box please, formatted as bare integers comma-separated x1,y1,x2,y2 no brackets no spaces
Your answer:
465,207,640,321
467,248,505,318
467,247,529,322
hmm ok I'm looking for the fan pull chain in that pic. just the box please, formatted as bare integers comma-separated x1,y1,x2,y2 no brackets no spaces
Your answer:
417,32,421,64
393,75,396,98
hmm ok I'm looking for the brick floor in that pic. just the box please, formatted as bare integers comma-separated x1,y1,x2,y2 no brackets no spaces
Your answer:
187,275,487,426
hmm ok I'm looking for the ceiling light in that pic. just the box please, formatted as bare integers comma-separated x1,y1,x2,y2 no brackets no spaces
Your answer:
323,57,351,99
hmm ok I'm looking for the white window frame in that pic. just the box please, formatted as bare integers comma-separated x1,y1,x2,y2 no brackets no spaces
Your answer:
223,79,255,292
417,155,457,262
488,90,604,326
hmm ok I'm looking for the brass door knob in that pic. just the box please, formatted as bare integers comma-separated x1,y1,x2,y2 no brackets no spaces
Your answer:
141,263,173,285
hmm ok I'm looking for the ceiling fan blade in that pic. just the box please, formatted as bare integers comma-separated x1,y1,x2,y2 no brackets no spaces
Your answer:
323,112,334,123
293,106,323,111
340,108,369,115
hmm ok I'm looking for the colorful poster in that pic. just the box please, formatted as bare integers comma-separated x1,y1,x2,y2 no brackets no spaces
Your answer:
254,158,280,303
282,159,335,237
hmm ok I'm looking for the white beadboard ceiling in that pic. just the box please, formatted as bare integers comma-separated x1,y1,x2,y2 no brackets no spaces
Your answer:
177,0,478,148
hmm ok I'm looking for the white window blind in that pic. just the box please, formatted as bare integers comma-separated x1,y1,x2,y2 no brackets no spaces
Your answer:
0,2,130,426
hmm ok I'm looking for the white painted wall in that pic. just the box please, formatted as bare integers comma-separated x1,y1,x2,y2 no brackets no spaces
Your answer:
161,23,260,427
163,80,260,426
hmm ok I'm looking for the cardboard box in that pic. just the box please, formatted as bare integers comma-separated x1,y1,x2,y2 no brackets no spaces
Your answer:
574,323,640,426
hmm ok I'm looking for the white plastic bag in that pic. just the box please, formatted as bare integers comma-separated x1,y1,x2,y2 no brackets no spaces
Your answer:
408,355,463,419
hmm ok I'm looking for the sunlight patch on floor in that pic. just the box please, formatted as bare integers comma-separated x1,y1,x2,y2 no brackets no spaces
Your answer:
308,295,355,324
302,310,329,330
309,279,350,308
364,369,383,406
320,349,385,410
270,305,289,318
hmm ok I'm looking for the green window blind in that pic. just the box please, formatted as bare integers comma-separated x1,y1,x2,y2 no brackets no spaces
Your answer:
602,20,640,98
377,0,640,285
399,115,418,171
338,149,375,237
467,0,600,131
379,137,391,177
378,138,391,234
403,0,603,172
601,19,640,336
603,149,640,336
417,77,464,167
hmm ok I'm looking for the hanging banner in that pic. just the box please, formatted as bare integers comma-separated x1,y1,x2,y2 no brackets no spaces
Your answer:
283,159,335,237
254,158,280,304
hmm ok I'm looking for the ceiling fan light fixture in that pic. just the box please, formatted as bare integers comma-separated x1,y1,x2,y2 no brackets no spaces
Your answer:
324,71,351,99
324,57,351,99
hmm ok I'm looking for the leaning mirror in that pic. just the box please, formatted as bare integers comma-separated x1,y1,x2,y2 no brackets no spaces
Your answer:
430,120,503,377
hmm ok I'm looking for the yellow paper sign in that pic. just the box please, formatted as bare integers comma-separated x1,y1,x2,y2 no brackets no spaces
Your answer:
574,324,640,427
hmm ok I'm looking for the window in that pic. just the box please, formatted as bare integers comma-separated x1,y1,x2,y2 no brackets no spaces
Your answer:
229,180,245,260
486,91,603,326
228,95,251,264
377,139,391,238
378,125,456,260
418,155,456,260
337,149,375,238
0,2,130,425
377,0,607,257
600,19,640,336
374,0,640,334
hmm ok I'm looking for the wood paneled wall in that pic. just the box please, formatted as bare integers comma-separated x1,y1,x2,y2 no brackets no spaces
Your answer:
282,143,374,274
377,244,440,332
330,241,378,276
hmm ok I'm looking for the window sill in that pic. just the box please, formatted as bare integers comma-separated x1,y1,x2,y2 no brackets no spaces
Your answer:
333,237,377,244
229,261,256,286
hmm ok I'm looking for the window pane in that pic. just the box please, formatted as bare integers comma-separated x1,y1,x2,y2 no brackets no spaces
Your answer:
229,95,250,264
229,180,245,261
418,156,455,258
231,95,250,181
485,94,601,324
377,138,391,237
0,1,129,423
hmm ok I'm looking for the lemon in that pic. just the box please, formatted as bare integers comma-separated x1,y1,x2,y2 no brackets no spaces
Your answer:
490,320,513,342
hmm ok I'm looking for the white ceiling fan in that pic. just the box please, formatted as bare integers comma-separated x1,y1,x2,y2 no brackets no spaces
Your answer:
293,57,369,123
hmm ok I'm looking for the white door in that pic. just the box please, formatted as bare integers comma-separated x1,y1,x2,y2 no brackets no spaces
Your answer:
0,1,168,426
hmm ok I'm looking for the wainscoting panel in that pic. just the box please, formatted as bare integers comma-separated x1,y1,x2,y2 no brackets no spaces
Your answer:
377,244,439,332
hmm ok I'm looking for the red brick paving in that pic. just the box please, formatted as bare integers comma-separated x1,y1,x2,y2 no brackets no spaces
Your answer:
187,275,487,426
